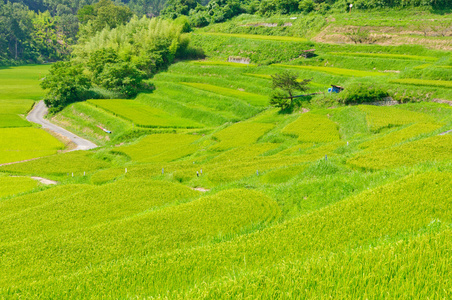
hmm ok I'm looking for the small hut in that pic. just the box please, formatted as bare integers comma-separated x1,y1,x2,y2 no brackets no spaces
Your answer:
328,85,344,93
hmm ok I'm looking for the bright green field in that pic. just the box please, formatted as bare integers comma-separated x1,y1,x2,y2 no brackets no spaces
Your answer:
117,133,201,163
0,128,64,164
1,15,452,298
0,176,38,198
0,99,34,114
274,64,386,77
0,115,31,128
87,99,204,128
198,32,308,42
0,65,50,100
329,52,439,61
391,78,452,88
181,82,268,106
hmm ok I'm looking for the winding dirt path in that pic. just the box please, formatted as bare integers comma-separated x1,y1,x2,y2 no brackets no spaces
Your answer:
27,101,97,151
31,176,58,185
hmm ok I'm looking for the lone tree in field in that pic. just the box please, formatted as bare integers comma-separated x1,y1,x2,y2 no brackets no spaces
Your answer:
270,70,311,110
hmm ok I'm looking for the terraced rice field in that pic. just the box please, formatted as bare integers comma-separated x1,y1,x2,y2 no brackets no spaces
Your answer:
181,82,268,106
348,134,452,169
117,133,201,162
329,52,439,61
0,128,64,164
211,122,274,150
0,176,38,198
391,78,452,88
358,105,435,132
274,64,386,77
2,28,452,298
282,113,341,142
0,115,31,128
198,32,308,42
0,65,50,100
88,99,204,128
0,151,110,175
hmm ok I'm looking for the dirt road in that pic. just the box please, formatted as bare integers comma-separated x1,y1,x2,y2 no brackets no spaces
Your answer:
27,101,97,151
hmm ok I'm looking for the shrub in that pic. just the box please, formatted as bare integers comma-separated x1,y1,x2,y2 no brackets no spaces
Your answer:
340,83,389,104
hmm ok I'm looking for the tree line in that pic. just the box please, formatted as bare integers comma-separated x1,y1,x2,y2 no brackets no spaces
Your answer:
162,0,452,27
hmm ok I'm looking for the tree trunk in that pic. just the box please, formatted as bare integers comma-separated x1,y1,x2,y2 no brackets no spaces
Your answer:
15,39,18,60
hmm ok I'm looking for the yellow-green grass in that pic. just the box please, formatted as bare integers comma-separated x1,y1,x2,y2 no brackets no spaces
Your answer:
358,105,435,132
0,115,31,128
329,52,439,61
211,122,274,150
390,78,452,89
91,168,126,184
282,113,341,143
274,64,386,77
348,135,452,169
0,188,280,290
359,123,442,150
0,65,50,100
0,179,201,245
244,73,328,87
278,141,344,157
260,164,308,184
198,32,308,42
0,177,38,198
181,82,268,106
0,151,110,175
0,99,34,114
0,184,94,219
87,99,203,128
176,228,452,299
93,162,198,184
413,63,433,69
205,142,344,183
23,172,452,298
170,144,280,183
0,128,64,164
209,143,279,163
117,133,201,163
192,61,257,67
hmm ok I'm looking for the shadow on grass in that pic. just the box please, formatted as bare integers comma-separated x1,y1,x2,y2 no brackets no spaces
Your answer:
277,95,314,114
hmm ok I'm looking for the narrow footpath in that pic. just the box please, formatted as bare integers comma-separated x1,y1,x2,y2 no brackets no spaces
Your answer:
27,101,97,150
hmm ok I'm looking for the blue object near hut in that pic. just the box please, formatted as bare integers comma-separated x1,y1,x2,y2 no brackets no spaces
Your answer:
328,85,344,93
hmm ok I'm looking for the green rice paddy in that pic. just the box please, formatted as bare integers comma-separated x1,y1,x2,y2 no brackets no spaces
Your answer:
1,16,452,298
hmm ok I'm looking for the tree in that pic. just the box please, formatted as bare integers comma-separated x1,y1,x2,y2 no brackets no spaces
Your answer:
77,0,133,38
270,70,311,109
41,61,91,112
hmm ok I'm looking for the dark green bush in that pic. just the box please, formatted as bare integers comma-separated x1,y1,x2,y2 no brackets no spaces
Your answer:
340,84,389,104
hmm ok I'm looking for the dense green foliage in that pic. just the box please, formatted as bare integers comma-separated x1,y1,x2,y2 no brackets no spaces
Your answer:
41,17,188,110
0,2,72,64
41,61,91,111
162,0,452,27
